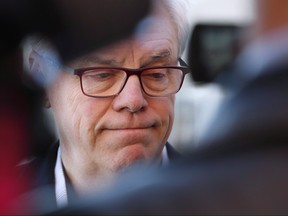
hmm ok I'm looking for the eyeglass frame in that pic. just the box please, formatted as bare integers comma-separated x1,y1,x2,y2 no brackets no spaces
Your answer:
63,58,191,98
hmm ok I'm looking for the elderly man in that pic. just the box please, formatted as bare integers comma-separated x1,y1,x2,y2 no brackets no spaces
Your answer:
19,0,191,212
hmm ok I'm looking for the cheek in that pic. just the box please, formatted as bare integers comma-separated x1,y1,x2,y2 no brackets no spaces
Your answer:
146,96,175,154
47,73,80,108
161,96,175,119
152,96,175,131
164,97,175,131
76,99,112,133
160,97,175,146
47,75,98,133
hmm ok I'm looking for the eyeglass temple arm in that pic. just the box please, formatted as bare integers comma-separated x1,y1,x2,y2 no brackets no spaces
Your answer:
178,58,189,67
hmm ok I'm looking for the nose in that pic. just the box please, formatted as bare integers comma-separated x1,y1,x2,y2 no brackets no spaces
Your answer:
112,75,148,113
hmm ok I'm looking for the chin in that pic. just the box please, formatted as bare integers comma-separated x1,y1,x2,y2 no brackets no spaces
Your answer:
113,144,150,170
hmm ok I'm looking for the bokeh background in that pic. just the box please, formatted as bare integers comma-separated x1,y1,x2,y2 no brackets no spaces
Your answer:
169,0,256,152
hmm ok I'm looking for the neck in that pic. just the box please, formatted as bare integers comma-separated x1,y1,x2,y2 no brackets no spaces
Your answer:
60,148,117,197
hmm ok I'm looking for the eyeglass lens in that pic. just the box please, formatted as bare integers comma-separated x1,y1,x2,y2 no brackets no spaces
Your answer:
80,68,185,97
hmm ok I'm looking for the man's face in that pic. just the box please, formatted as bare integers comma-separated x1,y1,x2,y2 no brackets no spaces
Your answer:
46,13,179,175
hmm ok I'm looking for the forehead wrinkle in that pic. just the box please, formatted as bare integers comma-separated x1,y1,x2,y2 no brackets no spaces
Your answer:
140,49,172,67
73,55,124,67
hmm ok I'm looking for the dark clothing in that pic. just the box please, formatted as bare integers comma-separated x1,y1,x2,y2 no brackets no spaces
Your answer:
16,141,182,214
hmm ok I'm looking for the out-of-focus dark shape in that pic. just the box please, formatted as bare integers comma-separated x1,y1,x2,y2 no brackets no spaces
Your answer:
0,48,32,215
188,23,246,83
0,0,150,214
1,0,151,61
48,0,151,62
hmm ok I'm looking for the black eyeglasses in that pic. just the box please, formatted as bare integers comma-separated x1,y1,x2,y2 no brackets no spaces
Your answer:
64,58,191,98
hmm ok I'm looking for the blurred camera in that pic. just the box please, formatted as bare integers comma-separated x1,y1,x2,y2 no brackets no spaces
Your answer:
188,23,246,83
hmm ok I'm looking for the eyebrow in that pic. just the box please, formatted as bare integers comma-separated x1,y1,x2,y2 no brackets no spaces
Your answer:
77,55,123,67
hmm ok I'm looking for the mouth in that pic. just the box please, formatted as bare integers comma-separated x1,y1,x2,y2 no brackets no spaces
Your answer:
97,123,158,148
101,121,158,131
107,125,155,131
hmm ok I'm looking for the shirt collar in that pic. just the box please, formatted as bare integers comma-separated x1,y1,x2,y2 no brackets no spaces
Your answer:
54,147,68,208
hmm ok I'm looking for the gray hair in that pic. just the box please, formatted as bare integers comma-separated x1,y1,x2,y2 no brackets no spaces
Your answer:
161,0,192,56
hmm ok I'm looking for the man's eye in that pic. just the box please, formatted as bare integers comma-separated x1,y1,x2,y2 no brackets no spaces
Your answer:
146,73,165,79
85,70,114,80
143,70,167,80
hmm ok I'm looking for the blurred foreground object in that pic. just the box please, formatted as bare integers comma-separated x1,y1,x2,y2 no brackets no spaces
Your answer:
0,0,150,214
1,0,150,60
